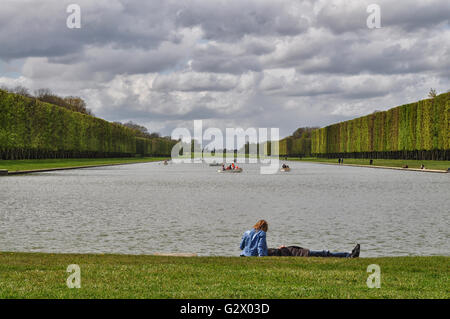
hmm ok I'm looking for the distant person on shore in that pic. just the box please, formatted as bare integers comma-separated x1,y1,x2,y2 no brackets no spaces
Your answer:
240,220,268,256
341,158,344,164
338,158,341,164
421,164,425,169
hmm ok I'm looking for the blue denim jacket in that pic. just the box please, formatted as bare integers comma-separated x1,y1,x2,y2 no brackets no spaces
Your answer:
240,229,268,256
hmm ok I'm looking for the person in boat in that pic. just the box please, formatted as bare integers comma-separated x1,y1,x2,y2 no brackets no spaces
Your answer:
240,220,268,256
240,220,360,258
282,164,286,168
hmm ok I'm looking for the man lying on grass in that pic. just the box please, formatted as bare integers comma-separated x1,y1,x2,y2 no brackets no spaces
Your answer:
240,219,360,258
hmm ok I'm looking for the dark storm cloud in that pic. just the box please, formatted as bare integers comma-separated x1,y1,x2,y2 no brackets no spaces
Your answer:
175,0,310,41
296,33,448,76
0,0,176,61
316,0,450,34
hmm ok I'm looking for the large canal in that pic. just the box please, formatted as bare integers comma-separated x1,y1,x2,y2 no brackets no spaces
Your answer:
1,161,449,257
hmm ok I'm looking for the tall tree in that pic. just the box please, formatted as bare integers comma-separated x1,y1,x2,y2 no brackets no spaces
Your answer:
64,96,93,115
428,88,437,98
122,121,151,138
12,85,31,97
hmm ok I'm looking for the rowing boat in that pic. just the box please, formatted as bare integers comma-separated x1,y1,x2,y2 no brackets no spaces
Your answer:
280,167,290,172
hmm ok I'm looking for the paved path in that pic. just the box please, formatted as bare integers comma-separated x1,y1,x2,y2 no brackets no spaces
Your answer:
306,161,448,173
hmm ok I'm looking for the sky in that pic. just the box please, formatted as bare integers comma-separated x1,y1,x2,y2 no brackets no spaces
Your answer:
0,0,449,138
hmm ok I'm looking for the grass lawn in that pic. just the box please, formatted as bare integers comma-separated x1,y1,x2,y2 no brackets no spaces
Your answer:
288,157,450,171
0,252,448,298
0,157,168,172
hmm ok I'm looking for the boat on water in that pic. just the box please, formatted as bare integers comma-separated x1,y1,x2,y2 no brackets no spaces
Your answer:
218,168,243,173
280,167,291,172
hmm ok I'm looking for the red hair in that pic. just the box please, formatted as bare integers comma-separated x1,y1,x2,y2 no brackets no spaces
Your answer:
253,219,268,232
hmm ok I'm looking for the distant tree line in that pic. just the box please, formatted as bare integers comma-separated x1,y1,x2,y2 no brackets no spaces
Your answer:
135,136,177,157
250,127,317,157
1,85,94,116
311,92,449,160
270,127,317,157
0,88,176,159
113,121,162,139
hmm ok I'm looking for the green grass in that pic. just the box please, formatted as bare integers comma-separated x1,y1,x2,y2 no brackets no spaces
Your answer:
0,252,448,298
0,157,168,172
288,157,450,171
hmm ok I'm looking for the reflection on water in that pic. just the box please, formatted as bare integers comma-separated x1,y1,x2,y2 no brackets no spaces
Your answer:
0,161,449,257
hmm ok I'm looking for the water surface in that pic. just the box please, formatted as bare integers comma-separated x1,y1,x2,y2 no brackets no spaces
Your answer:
1,161,449,257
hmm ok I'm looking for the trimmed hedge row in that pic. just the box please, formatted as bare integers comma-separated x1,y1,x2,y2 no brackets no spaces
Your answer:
259,137,311,157
135,137,177,157
0,90,175,159
311,93,450,160
279,137,311,157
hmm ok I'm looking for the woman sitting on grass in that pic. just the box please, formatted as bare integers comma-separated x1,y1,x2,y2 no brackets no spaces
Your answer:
240,219,360,258
240,220,269,256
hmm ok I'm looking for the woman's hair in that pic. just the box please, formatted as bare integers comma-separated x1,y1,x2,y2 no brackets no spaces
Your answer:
253,219,268,232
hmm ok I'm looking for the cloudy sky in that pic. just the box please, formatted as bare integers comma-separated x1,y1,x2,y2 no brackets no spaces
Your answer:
0,0,449,138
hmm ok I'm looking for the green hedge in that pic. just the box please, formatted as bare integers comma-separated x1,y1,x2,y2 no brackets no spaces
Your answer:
0,90,175,159
135,137,177,157
311,93,450,160
279,137,311,157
